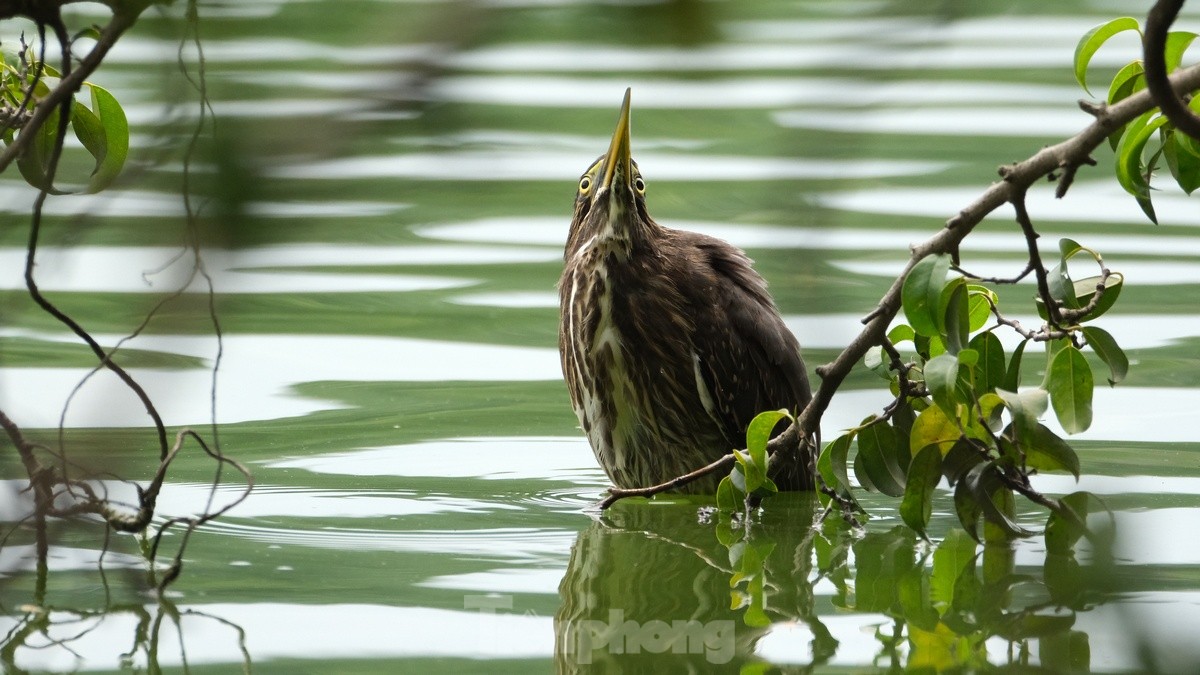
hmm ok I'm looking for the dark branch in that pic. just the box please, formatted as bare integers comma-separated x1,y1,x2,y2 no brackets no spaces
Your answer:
597,454,736,509
1145,0,1200,140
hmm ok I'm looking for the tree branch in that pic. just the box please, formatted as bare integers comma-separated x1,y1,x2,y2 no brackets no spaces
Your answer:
0,6,142,176
1145,0,1200,140
792,61,1200,459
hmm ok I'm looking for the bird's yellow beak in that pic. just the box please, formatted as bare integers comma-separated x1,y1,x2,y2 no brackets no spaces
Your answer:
600,88,633,195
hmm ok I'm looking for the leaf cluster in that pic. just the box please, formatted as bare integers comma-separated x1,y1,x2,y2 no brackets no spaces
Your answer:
1075,17,1200,221
1,44,128,193
831,527,1093,672
822,244,1121,546
720,236,1126,556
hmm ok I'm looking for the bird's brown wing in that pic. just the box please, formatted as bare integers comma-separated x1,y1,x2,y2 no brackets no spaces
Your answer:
677,231,813,487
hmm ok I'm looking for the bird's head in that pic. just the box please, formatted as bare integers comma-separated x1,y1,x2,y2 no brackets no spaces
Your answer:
567,88,654,257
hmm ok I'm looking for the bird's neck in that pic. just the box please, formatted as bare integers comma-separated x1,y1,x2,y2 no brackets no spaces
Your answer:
568,204,657,263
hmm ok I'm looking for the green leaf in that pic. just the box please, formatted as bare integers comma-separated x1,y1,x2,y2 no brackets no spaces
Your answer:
729,461,747,492
81,83,129,193
16,106,67,194
966,285,996,332
977,392,1005,432
1165,31,1198,72
954,467,983,542
1073,17,1141,94
888,324,915,345
1165,130,1200,194
924,352,960,417
853,450,878,493
968,332,1006,394
856,418,906,497
910,404,961,457
1023,423,1082,479
1115,111,1170,223
1048,346,1094,434
957,348,978,369
1058,237,1085,261
1041,630,1092,673
900,445,943,538
745,409,788,473
942,438,984,485
1107,60,1145,105
1045,491,1096,554
717,475,741,513
941,279,969,353
902,254,952,338
825,433,852,492
1047,262,1079,311
931,529,977,610
1036,273,1124,322
1042,338,1068,389
995,387,1049,440
1106,61,1147,150
1003,339,1028,392
1081,326,1128,385
864,345,887,377
970,464,1034,540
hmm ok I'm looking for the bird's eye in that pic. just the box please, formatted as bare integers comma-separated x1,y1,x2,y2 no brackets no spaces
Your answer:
634,176,646,193
579,176,591,193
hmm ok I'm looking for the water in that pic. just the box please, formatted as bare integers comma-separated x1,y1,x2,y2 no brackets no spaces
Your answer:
2,0,1199,671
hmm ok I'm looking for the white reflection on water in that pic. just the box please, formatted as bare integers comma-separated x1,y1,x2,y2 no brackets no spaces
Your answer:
0,332,560,428
776,107,1088,136
416,216,1200,257
272,150,946,181
270,436,603,483
451,291,560,308
826,388,1200,444
210,521,576,561
0,545,145,575
820,181,1200,228
834,259,1200,286
0,604,553,671
1074,592,1200,673
430,75,1075,108
0,183,405,218
5,328,1197,441
440,42,1131,73
80,482,520,520
0,244,562,294
1032,474,1200,497
417,567,565,594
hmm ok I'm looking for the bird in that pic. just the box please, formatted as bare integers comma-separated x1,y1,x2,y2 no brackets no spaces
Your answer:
558,88,813,494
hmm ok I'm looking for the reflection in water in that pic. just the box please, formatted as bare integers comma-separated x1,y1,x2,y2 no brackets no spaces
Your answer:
820,181,1200,227
271,150,946,182
0,334,561,427
555,499,1099,672
556,499,830,672
417,215,1200,257
0,545,251,673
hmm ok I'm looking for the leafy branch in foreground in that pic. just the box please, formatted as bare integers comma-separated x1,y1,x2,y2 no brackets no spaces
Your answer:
0,0,249,593
1075,4,1200,221
600,0,1199,558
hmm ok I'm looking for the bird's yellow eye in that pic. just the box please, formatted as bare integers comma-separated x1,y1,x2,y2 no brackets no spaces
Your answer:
579,176,592,193
634,176,645,194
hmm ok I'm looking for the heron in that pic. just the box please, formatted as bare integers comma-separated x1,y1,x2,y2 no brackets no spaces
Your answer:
558,88,813,494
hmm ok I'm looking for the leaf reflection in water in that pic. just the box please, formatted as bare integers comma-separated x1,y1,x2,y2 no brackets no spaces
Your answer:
555,496,1097,672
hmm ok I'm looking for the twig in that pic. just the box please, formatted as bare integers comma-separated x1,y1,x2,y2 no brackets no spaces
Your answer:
1145,0,1200,140
1010,189,1064,330
952,261,1035,285
597,454,736,509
